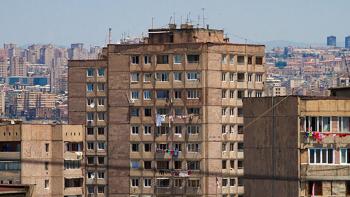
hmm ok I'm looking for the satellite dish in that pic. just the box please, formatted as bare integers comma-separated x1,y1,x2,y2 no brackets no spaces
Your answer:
90,103,95,108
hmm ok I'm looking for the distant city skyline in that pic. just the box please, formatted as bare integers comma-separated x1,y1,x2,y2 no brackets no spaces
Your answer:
0,0,349,46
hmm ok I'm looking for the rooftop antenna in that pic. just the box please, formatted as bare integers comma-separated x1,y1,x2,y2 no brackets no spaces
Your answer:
169,16,172,24
202,8,206,28
197,15,200,28
173,12,176,24
108,28,112,44
151,17,154,29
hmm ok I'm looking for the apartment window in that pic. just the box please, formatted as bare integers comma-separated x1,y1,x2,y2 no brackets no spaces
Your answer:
230,160,235,168
308,181,322,196
144,143,152,152
174,179,183,187
174,72,182,81
0,161,20,171
97,186,105,193
187,108,200,115
131,160,140,169
144,125,152,135
174,90,182,99
221,54,227,64
156,126,169,135
131,73,140,82
309,148,334,164
64,160,80,169
157,55,169,64
222,125,227,134
144,55,151,64
256,74,262,82
237,73,245,82
97,112,105,121
222,178,228,187
144,108,152,117
247,91,252,97
143,73,152,82
87,98,94,107
87,142,94,150
229,73,235,82
347,181,350,195
237,108,243,117
86,83,94,92
174,54,182,64
238,125,244,134
157,161,170,170
65,178,83,188
97,142,105,150
131,143,139,152
97,127,105,135
229,54,234,64
131,178,139,187
248,74,252,82
87,68,94,77
230,178,236,186
222,72,227,81
222,160,227,169
237,143,244,152
230,108,235,116
87,186,94,194
187,90,200,99
87,157,94,165
45,143,49,152
157,108,169,115
229,90,235,98
238,178,244,186
98,171,105,179
144,178,152,187
304,116,331,132
66,142,82,151
157,143,169,151
187,54,200,63
339,117,350,132
174,143,182,151
256,91,262,97
256,57,263,65
187,125,200,134
97,83,105,91
187,72,200,80
222,107,227,116
144,161,152,169
230,143,234,151
98,157,105,165
87,127,94,135
175,108,183,116
174,161,182,169
237,56,245,64
187,143,200,152
130,108,139,117
131,91,139,100
156,72,169,81
175,125,182,134
157,178,170,188
229,125,235,133
143,90,152,100
44,179,49,189
187,161,200,170
222,143,227,151
237,90,244,99
97,68,105,76
131,56,139,64
156,90,169,99
97,98,105,106
340,148,350,164
222,90,227,99
187,179,200,188
238,160,243,169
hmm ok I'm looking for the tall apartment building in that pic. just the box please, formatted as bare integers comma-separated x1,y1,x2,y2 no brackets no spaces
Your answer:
345,36,350,49
0,119,85,197
243,96,350,197
68,24,265,196
327,36,337,47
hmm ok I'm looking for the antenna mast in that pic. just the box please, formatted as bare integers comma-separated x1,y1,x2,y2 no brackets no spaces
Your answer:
202,8,206,28
108,28,112,44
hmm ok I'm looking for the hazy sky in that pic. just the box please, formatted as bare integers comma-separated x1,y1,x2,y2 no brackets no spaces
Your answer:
0,0,349,46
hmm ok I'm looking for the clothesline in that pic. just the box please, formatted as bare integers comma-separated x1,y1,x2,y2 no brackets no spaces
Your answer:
304,131,350,142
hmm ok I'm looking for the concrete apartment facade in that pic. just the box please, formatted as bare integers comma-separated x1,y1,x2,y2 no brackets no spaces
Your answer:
68,24,265,196
244,96,350,197
0,119,85,197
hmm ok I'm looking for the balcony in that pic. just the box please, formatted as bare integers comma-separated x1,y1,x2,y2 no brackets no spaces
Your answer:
0,152,20,160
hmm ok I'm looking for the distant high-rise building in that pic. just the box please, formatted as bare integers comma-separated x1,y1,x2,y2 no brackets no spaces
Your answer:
327,36,336,47
345,36,350,49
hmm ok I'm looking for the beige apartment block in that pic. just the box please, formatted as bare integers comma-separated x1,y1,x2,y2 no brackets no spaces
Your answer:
68,24,265,197
244,96,350,197
0,119,85,197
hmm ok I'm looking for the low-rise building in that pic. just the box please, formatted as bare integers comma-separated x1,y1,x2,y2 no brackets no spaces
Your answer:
0,119,84,197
